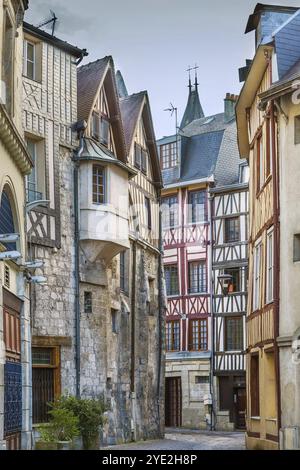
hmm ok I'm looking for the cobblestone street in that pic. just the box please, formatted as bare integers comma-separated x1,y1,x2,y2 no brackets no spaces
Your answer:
103,429,246,450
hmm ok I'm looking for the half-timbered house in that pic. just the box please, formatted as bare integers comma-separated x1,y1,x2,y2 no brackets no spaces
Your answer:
157,76,243,429
211,163,249,431
0,0,33,450
76,58,164,443
237,2,300,450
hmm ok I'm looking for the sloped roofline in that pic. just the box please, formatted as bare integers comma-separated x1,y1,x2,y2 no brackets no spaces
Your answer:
78,56,128,162
245,3,299,34
121,91,163,188
23,22,87,58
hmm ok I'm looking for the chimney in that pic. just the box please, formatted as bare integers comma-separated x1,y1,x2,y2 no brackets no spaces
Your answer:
224,93,239,123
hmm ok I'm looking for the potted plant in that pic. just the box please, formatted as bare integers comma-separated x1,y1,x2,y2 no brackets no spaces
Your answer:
55,395,107,450
35,407,80,450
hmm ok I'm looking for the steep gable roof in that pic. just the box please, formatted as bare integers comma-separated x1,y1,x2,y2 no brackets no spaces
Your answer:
120,92,163,188
77,56,110,122
77,56,128,162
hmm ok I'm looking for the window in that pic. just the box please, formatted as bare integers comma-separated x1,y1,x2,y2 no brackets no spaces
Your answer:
189,319,208,351
225,317,243,351
266,229,274,304
294,234,300,262
195,376,209,384
26,138,45,203
160,142,177,169
224,217,240,243
224,268,240,293
111,309,118,334
162,196,178,229
145,197,152,230
257,135,264,192
188,261,207,294
32,346,60,424
100,116,110,147
295,115,300,145
166,321,180,351
92,165,105,204
165,265,179,296
134,143,141,169
141,149,148,174
120,251,129,294
239,163,249,184
250,355,260,417
188,191,207,223
23,40,35,80
266,117,272,177
4,265,10,289
92,112,100,140
84,292,92,314
0,190,17,251
253,241,262,311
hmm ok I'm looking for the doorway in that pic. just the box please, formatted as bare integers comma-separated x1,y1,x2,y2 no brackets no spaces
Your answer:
165,377,182,427
234,387,246,429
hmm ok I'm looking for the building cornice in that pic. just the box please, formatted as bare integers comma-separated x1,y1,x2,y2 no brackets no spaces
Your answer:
0,105,33,175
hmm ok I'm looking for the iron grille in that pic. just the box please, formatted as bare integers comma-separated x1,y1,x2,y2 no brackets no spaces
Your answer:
4,361,22,436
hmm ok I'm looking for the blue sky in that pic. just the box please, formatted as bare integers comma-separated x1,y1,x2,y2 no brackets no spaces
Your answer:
26,0,300,138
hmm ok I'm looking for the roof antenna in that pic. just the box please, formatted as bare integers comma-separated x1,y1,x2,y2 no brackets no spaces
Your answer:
36,10,59,36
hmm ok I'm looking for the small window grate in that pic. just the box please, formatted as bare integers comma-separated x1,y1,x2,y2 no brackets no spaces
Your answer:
4,265,10,289
84,291,92,314
195,376,209,384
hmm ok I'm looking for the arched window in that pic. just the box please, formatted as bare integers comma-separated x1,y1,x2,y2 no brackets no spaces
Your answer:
0,190,17,251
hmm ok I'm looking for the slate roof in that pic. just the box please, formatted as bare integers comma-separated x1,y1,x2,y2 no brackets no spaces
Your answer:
77,57,110,122
160,111,240,188
119,92,145,152
274,9,300,80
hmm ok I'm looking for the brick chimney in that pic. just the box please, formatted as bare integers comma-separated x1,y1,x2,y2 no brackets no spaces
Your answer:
224,93,239,123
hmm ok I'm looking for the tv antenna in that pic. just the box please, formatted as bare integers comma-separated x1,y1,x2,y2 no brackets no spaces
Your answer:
164,103,180,164
36,10,59,36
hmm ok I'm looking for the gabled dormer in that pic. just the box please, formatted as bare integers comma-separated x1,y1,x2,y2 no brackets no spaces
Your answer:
119,89,162,247
78,56,127,162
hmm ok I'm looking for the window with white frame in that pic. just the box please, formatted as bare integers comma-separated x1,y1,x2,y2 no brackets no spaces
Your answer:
23,40,36,80
26,138,45,203
253,240,262,311
266,228,274,304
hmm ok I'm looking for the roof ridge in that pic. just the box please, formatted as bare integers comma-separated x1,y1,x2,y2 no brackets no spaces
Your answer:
120,91,147,101
78,56,111,72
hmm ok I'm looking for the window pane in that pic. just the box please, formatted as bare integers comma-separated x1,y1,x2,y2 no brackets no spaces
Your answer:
189,261,207,294
225,217,240,243
188,191,207,223
224,268,240,293
190,319,207,351
165,265,179,296
162,196,178,228
225,317,243,351
100,117,110,146
92,165,105,204
27,43,34,62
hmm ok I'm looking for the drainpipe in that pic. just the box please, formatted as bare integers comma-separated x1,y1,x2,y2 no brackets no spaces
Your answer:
157,192,163,437
130,239,137,439
208,187,216,431
73,122,86,398
271,101,281,434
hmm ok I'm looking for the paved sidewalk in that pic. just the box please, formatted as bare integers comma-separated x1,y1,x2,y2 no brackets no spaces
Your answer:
102,428,246,450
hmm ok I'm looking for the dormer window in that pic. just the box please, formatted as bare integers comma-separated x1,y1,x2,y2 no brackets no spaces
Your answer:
160,142,177,170
92,112,110,148
134,143,141,169
141,148,148,175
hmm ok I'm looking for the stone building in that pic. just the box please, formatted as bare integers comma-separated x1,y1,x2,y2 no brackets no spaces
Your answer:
76,57,164,444
21,21,87,431
0,0,33,450
157,75,243,430
236,2,300,450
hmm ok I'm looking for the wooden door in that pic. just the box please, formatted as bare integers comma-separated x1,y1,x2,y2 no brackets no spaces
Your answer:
165,377,182,427
234,387,246,429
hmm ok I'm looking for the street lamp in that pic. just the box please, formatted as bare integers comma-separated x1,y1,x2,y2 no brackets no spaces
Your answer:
217,273,233,296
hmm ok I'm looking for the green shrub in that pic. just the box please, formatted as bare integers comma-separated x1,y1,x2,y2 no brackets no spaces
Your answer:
38,408,79,443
